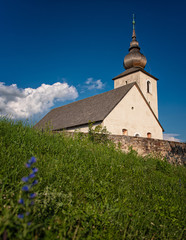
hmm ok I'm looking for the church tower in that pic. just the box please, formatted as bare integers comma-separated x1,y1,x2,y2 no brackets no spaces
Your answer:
113,15,159,118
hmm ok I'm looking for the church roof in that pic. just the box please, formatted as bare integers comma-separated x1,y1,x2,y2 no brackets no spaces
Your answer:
35,82,136,131
35,82,164,132
112,67,158,81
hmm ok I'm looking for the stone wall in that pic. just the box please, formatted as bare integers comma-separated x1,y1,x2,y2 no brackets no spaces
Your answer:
108,135,186,166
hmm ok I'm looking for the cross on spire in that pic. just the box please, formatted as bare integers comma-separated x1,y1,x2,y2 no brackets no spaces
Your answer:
132,14,136,40
132,14,135,30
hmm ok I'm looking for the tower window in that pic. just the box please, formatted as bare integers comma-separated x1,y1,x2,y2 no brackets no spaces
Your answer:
147,132,152,138
147,80,151,93
122,129,128,135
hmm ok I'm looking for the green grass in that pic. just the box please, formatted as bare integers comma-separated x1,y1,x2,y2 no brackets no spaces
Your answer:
0,117,185,239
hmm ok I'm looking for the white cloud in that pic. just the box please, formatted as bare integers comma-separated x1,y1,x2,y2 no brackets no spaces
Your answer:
85,78,105,90
163,133,181,142
0,82,78,119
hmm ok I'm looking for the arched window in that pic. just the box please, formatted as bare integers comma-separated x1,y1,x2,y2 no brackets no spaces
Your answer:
147,132,151,138
147,80,151,93
134,133,140,137
122,129,128,135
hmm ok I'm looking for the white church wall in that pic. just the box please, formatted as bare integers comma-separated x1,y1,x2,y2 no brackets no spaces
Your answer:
114,71,159,118
103,85,163,139
139,72,158,118
114,71,140,89
67,122,101,133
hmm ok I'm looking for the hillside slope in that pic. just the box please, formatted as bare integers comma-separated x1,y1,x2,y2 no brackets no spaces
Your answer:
0,118,185,239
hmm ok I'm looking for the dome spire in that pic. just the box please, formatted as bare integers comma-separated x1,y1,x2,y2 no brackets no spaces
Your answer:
123,14,147,70
133,14,135,29
132,14,136,39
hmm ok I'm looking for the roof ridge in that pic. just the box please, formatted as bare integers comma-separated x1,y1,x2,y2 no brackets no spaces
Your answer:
51,82,136,112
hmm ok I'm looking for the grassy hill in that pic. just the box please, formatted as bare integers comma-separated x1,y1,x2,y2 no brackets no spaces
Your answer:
0,118,185,239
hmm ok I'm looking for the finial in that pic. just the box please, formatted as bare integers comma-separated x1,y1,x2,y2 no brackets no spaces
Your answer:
123,14,147,70
132,14,135,30
132,14,136,39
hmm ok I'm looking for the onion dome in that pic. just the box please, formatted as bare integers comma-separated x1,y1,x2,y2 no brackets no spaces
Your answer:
124,15,147,70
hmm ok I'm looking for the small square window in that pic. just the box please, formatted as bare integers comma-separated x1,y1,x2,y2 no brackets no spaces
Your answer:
122,129,128,135
147,132,151,138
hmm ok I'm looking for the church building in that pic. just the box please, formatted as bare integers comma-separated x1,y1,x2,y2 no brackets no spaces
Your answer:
35,17,164,140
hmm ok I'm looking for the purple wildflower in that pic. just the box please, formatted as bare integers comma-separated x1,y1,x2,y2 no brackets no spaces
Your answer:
29,193,36,199
22,177,29,182
32,180,38,186
25,163,31,168
32,167,38,173
28,173,35,179
22,185,29,191
18,157,38,226
28,157,36,165
18,214,24,219
179,178,182,187
18,199,24,205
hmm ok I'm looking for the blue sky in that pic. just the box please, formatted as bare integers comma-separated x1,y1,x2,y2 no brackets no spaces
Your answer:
0,0,186,142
